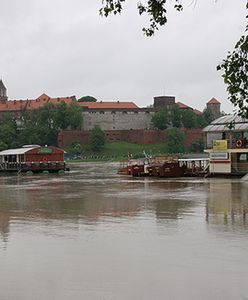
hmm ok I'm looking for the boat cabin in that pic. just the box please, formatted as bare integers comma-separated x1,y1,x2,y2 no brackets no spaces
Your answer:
0,145,67,173
203,115,248,176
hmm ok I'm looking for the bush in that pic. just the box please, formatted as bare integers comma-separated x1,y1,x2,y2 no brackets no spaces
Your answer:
90,126,105,152
166,128,185,154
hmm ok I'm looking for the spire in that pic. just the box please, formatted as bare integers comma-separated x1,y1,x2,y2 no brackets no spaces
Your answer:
0,79,8,102
0,79,6,90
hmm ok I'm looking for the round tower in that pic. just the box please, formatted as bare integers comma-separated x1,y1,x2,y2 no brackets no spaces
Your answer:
153,96,175,110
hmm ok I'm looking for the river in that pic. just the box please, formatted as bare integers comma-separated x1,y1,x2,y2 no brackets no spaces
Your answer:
0,162,248,300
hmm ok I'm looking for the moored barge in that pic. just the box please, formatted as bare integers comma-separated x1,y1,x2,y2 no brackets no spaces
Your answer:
0,145,69,174
119,156,187,178
203,115,248,177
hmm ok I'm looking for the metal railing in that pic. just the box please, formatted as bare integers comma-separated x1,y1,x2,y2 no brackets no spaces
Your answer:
231,162,248,174
0,161,66,171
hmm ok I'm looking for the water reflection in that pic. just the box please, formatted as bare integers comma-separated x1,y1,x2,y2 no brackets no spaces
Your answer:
1,163,248,299
206,179,248,230
0,163,247,240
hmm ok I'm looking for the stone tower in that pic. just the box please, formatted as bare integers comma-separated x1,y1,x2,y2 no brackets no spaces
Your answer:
153,96,175,110
207,97,221,120
0,79,8,103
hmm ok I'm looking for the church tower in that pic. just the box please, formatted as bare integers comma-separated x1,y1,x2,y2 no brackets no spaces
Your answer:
0,79,8,103
207,97,221,120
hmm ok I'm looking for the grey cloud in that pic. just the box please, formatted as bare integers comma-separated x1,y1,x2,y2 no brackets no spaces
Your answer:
0,0,246,113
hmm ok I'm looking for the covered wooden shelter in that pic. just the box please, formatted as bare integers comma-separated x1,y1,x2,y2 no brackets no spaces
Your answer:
0,145,67,173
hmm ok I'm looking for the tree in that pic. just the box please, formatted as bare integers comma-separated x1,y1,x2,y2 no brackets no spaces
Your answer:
189,139,204,153
71,140,83,154
0,141,8,151
0,114,18,149
66,103,83,129
217,1,248,118
202,108,215,125
166,128,185,154
19,108,58,146
169,105,182,128
100,1,248,117
78,96,97,102
54,102,82,130
151,108,169,130
100,0,183,36
19,103,82,146
90,125,105,152
181,109,198,129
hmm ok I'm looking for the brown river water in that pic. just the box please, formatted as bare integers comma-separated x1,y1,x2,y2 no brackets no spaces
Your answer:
0,162,248,300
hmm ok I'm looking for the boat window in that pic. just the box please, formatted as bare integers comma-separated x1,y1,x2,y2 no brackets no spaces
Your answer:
238,153,248,162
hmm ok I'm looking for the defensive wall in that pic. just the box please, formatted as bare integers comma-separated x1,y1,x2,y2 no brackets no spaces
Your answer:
58,129,203,148
82,108,153,131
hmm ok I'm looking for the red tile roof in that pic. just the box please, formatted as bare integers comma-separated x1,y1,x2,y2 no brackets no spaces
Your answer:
193,109,203,115
207,97,220,104
78,101,139,109
176,101,192,110
0,93,75,112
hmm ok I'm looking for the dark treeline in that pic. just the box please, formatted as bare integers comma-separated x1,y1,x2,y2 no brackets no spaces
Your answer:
151,105,216,130
0,102,82,151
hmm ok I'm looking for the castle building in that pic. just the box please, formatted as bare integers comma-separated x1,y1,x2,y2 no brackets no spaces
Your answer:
0,80,221,133
0,88,76,122
78,101,153,130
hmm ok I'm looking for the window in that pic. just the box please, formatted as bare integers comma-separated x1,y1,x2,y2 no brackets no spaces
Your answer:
238,153,248,162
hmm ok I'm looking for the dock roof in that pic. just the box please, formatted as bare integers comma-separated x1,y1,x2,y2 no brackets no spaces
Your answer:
203,115,248,132
0,147,36,156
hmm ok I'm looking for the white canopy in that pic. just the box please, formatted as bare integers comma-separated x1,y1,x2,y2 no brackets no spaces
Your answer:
0,147,35,156
203,115,248,132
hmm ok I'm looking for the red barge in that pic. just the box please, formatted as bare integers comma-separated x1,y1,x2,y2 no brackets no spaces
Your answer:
0,145,69,174
119,156,187,178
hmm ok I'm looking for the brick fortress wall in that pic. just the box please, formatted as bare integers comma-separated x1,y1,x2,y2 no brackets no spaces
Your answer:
58,129,203,148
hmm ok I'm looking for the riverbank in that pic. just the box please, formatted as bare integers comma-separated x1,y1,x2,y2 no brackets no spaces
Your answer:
65,141,206,162
65,141,169,161
65,140,202,162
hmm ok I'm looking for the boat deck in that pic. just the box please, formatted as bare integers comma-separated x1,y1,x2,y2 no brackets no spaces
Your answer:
0,161,68,173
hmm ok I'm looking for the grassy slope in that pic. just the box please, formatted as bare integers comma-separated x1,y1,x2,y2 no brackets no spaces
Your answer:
67,141,168,161
103,141,168,159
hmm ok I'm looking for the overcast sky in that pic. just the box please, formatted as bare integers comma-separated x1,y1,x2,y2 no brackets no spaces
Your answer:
0,0,246,112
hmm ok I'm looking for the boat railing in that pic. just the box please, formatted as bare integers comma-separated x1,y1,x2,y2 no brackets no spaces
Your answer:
178,158,210,175
0,161,66,171
231,162,248,174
